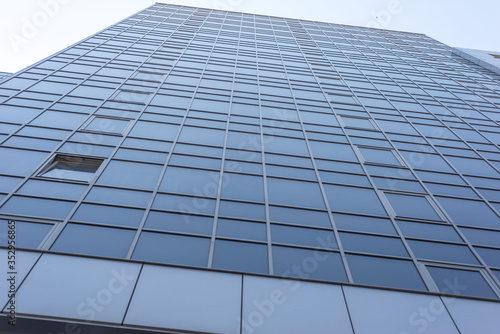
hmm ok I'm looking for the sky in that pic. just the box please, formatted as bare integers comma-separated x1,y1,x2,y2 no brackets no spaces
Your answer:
0,0,499,73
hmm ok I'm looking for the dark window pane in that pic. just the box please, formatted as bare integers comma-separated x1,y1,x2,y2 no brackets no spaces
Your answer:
133,232,210,267
436,197,500,229
212,240,268,274
460,227,500,248
160,167,219,197
332,213,397,235
269,206,331,228
347,254,427,290
0,196,75,220
428,267,497,299
72,204,144,227
397,220,463,243
145,211,213,235
18,180,87,200
385,193,441,221
268,178,325,209
474,247,500,268
85,187,152,207
152,194,216,215
271,224,337,249
340,232,408,257
408,240,479,265
51,223,134,258
217,219,266,241
325,185,387,216
219,200,265,220
273,246,347,282
97,160,163,190
0,219,52,249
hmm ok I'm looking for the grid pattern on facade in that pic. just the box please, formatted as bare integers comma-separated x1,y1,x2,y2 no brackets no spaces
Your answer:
1,3,500,300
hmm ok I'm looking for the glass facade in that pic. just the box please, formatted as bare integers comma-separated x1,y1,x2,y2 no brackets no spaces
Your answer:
1,2,500,305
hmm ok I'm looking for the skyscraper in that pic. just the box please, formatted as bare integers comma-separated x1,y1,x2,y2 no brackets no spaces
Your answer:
1,2,500,333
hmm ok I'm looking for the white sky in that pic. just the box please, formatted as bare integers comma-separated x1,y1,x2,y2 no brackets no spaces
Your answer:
0,0,499,73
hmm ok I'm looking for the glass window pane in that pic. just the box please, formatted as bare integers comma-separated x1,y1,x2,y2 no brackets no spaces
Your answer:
18,180,87,200
178,126,225,146
268,178,325,209
221,173,264,202
219,200,265,221
97,160,163,190
0,148,48,176
436,197,500,229
385,193,441,221
51,223,134,258
152,193,216,215
273,246,347,282
408,240,479,265
132,232,209,267
428,267,497,299
71,204,144,227
347,254,427,290
0,196,75,220
397,220,462,242
145,211,213,235
324,185,387,216
271,224,337,249
85,187,152,207
309,141,358,162
160,167,219,197
340,232,408,257
84,117,129,134
40,155,103,182
30,111,87,129
263,135,309,156
474,247,500,268
358,147,402,166
212,240,268,274
333,213,397,235
217,219,266,241
459,227,500,248
129,121,179,141
0,219,52,248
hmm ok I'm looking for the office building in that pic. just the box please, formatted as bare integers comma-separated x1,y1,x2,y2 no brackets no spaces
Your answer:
1,2,500,333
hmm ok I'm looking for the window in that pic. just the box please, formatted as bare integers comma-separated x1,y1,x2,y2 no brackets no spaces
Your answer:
427,266,498,299
385,193,441,221
82,116,130,134
38,155,103,182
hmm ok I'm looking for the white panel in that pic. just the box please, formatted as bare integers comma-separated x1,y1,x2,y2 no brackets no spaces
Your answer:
124,265,242,334
15,254,141,323
242,276,353,334
443,296,500,334
344,286,459,334
1,250,40,311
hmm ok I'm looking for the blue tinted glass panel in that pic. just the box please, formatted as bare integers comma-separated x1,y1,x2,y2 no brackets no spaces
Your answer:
72,204,144,227
0,196,74,220
51,223,134,258
217,219,266,241
221,173,264,202
436,197,500,229
340,232,408,257
0,219,52,248
97,160,163,190
160,167,219,197
347,254,427,290
271,224,337,249
153,194,216,215
268,178,325,209
324,185,387,216
145,211,213,235
408,240,479,265
332,213,396,235
212,240,268,274
385,193,441,221
397,220,462,242
428,266,497,299
273,246,347,282
133,232,210,267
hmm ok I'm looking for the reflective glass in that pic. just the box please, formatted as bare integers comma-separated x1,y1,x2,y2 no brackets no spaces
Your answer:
51,223,135,257
324,185,387,216
160,167,219,197
97,160,163,190
428,267,497,299
212,240,268,274
268,177,325,209
133,232,210,267
72,203,144,227
216,219,266,241
436,197,500,229
340,232,408,257
273,246,347,282
0,219,52,248
271,224,337,249
347,254,427,290
385,193,441,221
408,240,479,265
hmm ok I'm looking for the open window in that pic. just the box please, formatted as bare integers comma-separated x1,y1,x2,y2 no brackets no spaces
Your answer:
38,155,103,182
